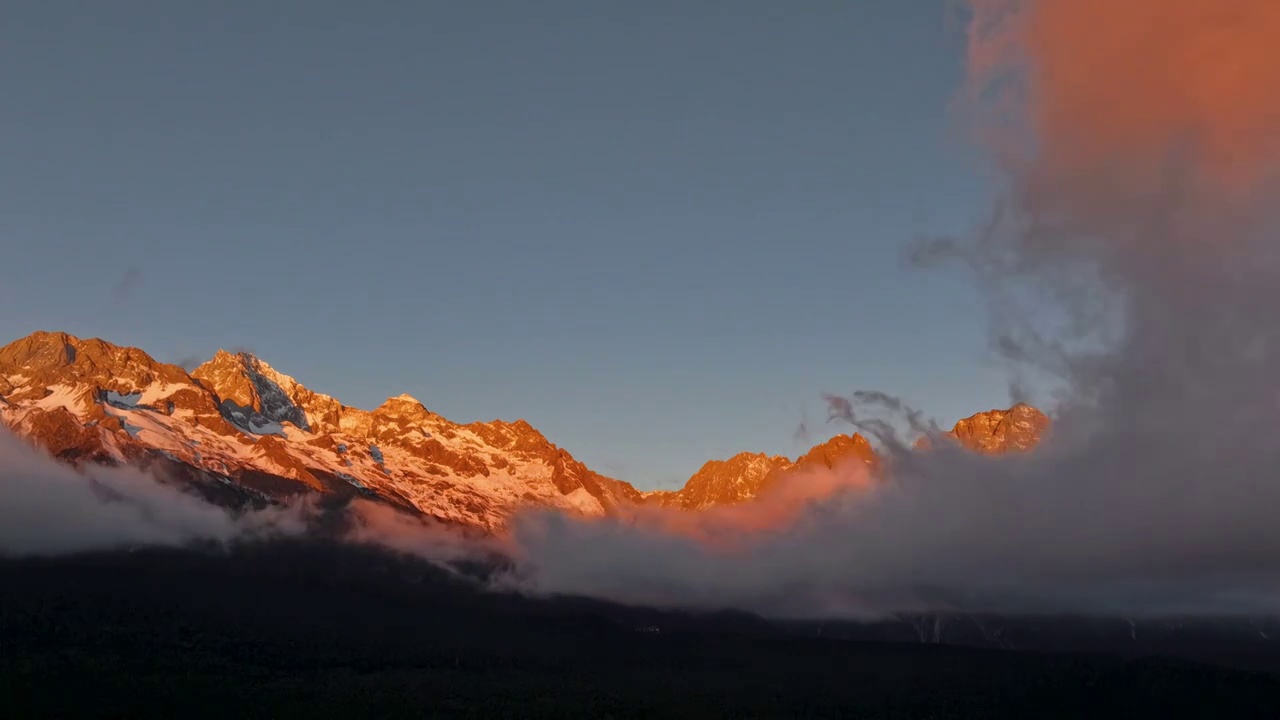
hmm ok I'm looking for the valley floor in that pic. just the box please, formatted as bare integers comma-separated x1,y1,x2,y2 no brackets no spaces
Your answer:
3,543,1278,719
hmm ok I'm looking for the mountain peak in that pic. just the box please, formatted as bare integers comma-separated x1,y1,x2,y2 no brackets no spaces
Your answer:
206,347,276,373
0,330,82,368
374,393,434,419
0,330,644,529
943,403,1049,454
652,451,793,510
1008,402,1043,417
0,332,192,402
793,433,878,471
209,347,245,364
193,350,312,432
22,329,80,345
199,349,260,382
383,392,425,407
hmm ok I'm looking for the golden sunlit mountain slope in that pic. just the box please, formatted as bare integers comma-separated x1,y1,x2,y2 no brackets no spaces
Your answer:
1,331,1047,526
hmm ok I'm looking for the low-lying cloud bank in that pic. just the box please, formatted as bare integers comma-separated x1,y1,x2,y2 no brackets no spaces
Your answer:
0,428,503,577
504,430,1280,618
0,431,307,556
6,0,1280,621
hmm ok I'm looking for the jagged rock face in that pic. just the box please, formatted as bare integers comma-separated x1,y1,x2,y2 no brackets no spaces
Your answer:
944,403,1049,454
652,453,793,510
192,350,324,432
659,405,1047,510
0,332,196,405
13,406,119,465
654,434,879,510
791,433,878,472
0,331,641,530
0,331,1053,523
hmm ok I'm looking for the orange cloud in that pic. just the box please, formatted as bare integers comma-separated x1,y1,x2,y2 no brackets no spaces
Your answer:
529,460,879,555
968,0,1280,203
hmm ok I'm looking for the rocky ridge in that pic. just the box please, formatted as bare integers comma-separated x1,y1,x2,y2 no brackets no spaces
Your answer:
0,332,638,529
652,406,1048,509
0,331,1048,525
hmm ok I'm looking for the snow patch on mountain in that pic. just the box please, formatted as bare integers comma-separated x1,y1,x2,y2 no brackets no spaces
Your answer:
563,486,606,515
34,384,90,417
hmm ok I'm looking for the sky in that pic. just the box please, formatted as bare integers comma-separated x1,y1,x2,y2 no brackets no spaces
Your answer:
0,1,1011,490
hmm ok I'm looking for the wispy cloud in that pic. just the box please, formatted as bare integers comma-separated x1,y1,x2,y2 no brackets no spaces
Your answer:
0,431,306,557
110,266,143,306
489,0,1280,618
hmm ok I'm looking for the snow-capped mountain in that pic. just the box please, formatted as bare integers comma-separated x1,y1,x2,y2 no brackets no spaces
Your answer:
0,332,641,529
0,331,1049,526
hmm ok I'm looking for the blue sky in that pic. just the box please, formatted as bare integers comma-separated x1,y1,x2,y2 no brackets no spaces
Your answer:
0,1,1013,489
